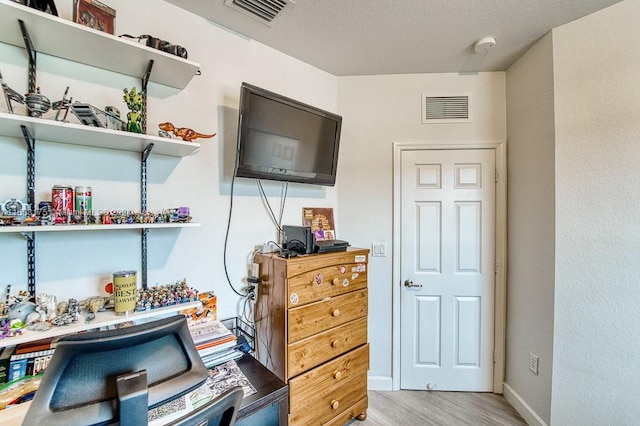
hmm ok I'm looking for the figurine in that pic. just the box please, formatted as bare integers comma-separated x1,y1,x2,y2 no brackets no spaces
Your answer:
158,122,216,142
52,86,72,121
123,87,143,133
1,69,24,113
25,87,52,117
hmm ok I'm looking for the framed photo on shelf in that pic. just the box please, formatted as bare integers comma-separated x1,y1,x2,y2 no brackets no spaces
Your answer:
73,0,116,34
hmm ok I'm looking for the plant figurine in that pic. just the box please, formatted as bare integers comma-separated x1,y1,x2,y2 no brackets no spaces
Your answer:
122,86,143,133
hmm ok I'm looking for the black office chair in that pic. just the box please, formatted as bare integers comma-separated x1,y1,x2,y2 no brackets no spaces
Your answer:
23,315,242,426
167,385,244,426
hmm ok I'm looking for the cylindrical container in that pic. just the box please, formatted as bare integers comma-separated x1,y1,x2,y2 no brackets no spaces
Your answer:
74,186,92,215
51,185,73,218
113,270,137,315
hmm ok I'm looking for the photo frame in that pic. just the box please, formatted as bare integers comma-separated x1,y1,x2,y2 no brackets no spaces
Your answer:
73,0,115,35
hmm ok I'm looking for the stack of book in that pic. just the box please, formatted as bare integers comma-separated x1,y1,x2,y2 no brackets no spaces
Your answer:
0,337,60,385
189,319,242,368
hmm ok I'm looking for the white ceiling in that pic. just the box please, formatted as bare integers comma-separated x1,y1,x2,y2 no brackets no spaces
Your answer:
165,0,621,76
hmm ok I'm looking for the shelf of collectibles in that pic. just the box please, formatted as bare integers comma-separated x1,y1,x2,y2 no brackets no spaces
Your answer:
0,280,202,350
0,0,201,90
0,221,200,234
0,111,201,157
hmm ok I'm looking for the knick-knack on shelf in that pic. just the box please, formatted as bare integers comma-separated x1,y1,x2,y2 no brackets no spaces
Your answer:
123,86,143,133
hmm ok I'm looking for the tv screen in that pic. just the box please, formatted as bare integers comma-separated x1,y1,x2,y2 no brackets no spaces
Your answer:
235,83,342,186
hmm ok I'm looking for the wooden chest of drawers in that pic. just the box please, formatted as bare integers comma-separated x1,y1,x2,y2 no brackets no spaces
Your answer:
255,248,369,425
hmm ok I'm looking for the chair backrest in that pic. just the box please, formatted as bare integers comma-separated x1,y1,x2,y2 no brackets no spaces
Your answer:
23,315,208,426
168,386,245,426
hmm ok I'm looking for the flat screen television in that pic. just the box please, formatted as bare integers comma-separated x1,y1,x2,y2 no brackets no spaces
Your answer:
235,82,342,186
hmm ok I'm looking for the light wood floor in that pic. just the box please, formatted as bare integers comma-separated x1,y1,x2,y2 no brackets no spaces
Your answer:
353,390,528,426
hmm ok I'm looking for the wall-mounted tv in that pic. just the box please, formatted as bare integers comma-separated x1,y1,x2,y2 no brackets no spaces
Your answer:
235,82,342,186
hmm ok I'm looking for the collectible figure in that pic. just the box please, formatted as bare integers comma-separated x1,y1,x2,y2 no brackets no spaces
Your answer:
24,87,52,117
0,69,24,113
123,87,143,133
158,122,216,142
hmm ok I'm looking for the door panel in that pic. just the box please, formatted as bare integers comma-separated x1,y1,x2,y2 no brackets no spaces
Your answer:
400,149,495,391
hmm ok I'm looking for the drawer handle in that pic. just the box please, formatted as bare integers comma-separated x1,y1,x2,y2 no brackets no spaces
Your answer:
331,308,340,317
332,278,340,286
331,400,340,410
333,370,342,380
331,339,340,348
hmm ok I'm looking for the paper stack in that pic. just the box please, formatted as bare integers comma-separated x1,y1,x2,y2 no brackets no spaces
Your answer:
189,319,242,368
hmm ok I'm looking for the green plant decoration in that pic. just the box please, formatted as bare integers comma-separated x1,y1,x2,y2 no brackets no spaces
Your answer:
122,86,143,133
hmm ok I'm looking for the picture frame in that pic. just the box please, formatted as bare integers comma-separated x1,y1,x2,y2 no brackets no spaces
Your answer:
73,0,116,35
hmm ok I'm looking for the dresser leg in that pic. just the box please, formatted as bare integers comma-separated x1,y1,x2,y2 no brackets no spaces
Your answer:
356,410,367,421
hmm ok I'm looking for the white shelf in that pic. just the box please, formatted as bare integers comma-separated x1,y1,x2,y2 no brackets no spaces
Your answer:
0,112,201,157
0,301,202,349
0,0,201,89
0,222,201,234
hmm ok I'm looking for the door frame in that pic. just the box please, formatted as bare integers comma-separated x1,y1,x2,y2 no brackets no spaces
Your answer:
392,141,507,393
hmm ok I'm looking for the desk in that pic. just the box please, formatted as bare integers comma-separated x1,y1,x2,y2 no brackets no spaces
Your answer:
235,354,288,425
0,354,288,426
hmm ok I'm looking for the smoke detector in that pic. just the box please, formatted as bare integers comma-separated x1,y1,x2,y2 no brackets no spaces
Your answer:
474,36,497,53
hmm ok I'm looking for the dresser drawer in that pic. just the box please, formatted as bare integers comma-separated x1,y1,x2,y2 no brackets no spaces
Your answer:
288,317,367,377
289,344,369,408
288,289,368,343
289,372,367,426
322,396,368,426
287,262,368,308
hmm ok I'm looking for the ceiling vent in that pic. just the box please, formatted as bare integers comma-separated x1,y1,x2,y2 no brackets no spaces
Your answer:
224,0,295,25
422,93,472,124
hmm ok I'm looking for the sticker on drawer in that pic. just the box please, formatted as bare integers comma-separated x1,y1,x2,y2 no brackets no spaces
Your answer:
290,293,299,305
354,255,367,262
343,278,350,287
352,264,366,273
314,273,323,285
340,265,347,274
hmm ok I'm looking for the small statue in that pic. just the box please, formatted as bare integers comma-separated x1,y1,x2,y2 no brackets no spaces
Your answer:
123,87,143,133
158,122,216,142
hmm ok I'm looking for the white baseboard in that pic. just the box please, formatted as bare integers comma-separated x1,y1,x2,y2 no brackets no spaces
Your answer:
503,382,548,426
368,375,393,391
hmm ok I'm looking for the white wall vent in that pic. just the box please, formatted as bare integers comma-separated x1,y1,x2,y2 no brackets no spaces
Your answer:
422,93,472,124
224,0,295,25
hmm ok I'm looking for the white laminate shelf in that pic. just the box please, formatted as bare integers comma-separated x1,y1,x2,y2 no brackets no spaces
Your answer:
0,0,201,89
0,301,202,349
0,112,201,157
0,222,200,234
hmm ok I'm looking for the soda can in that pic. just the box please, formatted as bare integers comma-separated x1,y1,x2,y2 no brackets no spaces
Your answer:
74,186,92,216
51,185,73,218
113,270,137,315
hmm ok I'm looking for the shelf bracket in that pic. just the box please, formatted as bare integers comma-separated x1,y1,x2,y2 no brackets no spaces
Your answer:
18,19,37,96
21,231,36,296
20,125,36,208
140,144,153,290
141,228,149,290
141,60,154,135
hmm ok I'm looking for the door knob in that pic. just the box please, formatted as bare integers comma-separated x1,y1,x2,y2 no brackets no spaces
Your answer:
404,279,423,288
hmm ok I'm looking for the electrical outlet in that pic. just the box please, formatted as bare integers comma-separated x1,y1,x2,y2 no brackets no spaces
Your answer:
251,263,259,278
529,352,539,375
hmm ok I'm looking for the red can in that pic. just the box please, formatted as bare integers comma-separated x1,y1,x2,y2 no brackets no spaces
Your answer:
51,185,73,217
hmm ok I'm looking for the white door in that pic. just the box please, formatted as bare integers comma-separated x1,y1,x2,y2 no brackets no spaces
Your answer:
400,149,495,391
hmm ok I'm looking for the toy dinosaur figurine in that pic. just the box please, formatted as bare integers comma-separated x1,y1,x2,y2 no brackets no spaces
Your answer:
158,122,216,142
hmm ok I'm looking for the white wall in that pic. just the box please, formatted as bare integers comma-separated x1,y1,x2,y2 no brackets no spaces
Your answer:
504,33,556,425
551,0,640,424
0,0,339,320
337,73,506,387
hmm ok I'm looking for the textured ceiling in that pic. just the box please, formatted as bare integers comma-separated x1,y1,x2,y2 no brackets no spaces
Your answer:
166,0,621,76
